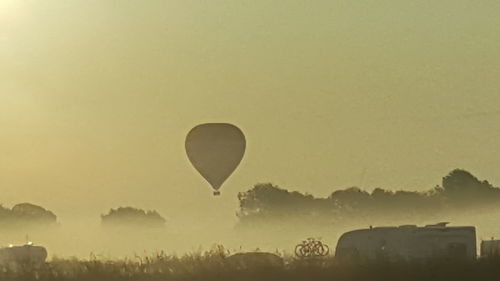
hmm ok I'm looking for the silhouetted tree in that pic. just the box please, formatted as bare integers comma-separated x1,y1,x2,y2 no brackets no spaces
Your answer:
329,187,371,211
441,169,500,205
101,207,166,227
0,203,57,227
11,203,57,223
237,183,330,224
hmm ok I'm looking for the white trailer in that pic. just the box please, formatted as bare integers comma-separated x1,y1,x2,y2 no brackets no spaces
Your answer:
335,223,476,262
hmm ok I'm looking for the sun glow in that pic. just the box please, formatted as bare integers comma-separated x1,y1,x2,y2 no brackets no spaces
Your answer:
0,0,27,23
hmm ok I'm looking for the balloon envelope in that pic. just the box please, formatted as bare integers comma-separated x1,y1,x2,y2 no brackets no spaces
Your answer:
185,123,246,194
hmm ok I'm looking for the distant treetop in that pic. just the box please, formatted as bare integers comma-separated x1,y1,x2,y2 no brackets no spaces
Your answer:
0,203,57,227
442,169,495,194
101,207,166,227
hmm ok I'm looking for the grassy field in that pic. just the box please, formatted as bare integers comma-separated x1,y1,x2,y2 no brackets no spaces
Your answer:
2,247,500,281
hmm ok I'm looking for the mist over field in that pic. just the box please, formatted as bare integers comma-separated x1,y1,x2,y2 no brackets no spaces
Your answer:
1,169,499,260
3,204,500,260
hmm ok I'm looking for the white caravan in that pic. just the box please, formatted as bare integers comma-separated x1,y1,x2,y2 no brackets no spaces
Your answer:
335,223,476,262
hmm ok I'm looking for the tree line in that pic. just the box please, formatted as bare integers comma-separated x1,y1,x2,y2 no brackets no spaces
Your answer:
4,169,498,229
236,169,500,226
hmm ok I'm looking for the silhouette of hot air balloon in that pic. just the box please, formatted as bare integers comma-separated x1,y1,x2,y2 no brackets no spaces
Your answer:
185,123,246,196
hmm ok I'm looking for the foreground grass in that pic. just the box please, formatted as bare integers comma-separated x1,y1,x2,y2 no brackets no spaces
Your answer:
2,247,500,281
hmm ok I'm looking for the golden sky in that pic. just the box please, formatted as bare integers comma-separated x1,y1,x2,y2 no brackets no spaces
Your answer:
1,0,500,223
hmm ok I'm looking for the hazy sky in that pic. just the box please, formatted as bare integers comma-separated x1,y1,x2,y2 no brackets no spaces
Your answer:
1,0,500,224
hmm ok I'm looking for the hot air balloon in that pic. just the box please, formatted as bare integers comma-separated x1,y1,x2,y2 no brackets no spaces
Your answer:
185,123,246,196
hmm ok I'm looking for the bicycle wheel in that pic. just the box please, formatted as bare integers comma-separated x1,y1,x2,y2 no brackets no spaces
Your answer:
295,244,305,257
319,244,329,256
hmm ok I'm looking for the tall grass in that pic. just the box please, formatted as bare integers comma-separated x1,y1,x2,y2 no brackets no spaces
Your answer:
2,246,500,281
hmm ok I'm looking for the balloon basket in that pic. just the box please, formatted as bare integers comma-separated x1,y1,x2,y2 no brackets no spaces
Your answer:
213,191,221,196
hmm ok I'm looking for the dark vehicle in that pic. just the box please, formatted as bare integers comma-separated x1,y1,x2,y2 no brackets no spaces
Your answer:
480,239,500,258
0,243,48,265
226,252,284,269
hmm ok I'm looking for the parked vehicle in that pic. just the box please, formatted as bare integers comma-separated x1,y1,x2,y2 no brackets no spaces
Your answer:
480,239,500,258
0,242,48,265
226,252,284,269
335,222,476,263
